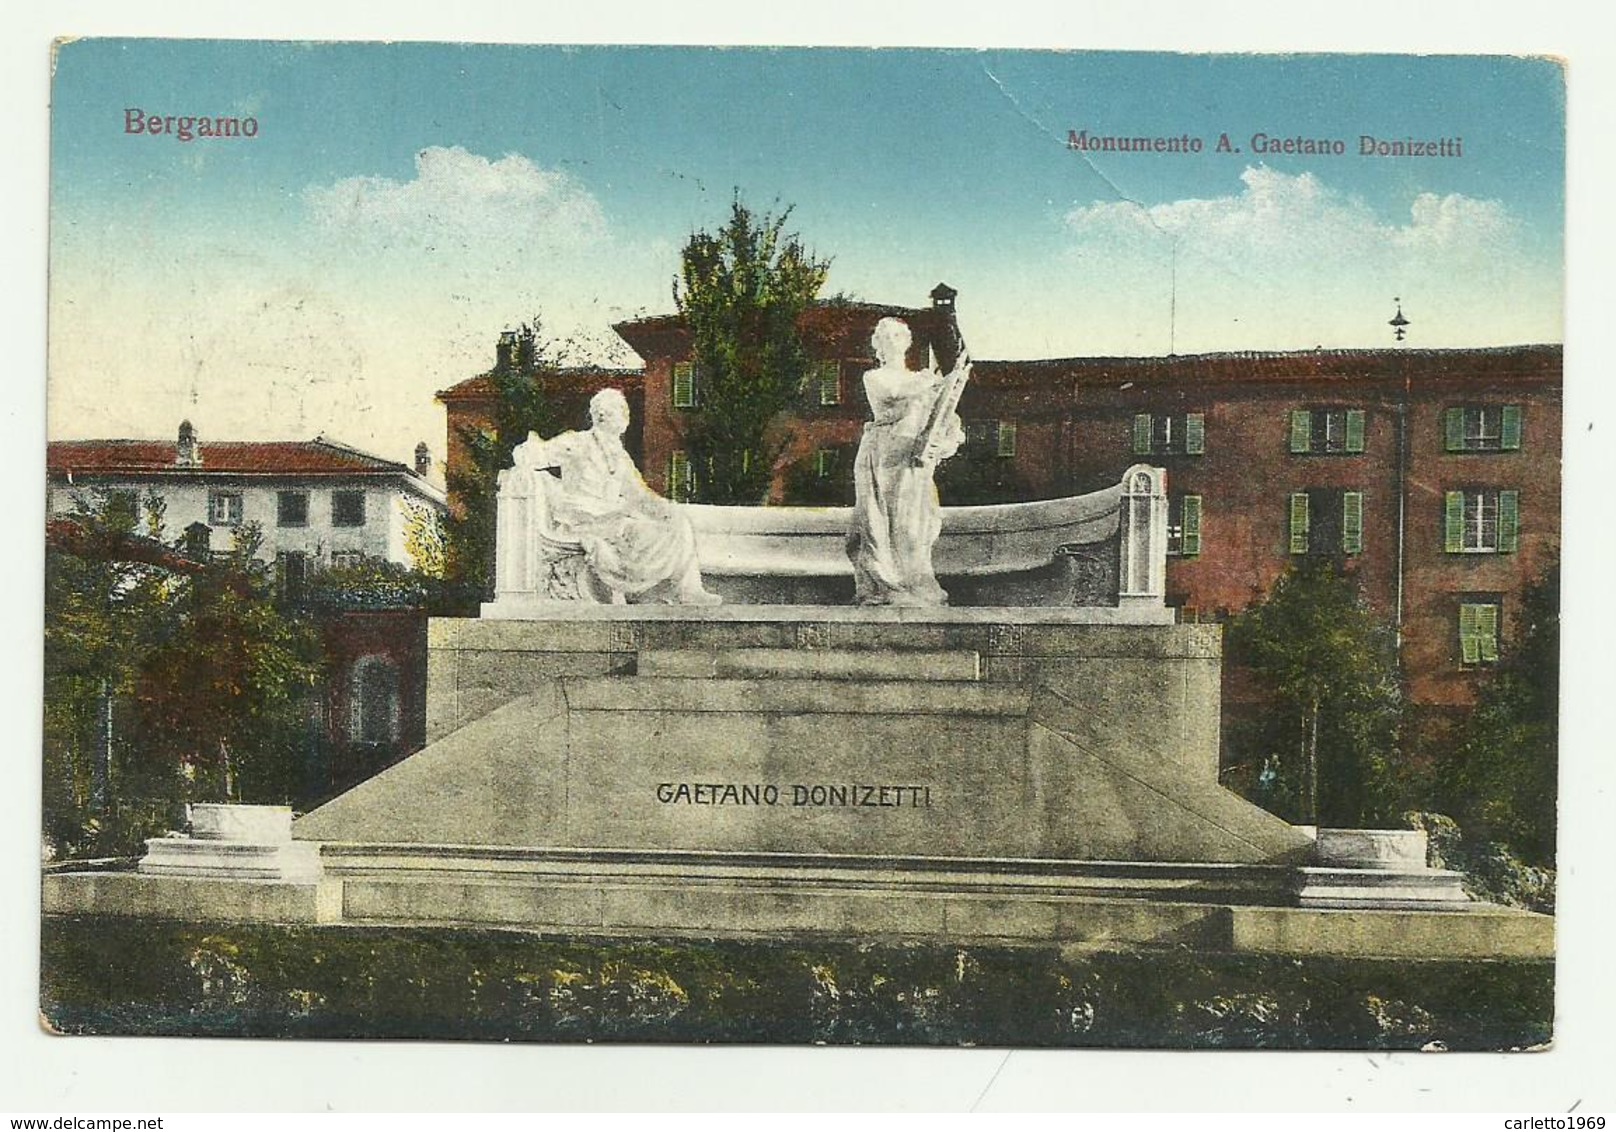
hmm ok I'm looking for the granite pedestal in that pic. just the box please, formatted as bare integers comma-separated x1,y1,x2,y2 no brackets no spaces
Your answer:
44,607,1552,958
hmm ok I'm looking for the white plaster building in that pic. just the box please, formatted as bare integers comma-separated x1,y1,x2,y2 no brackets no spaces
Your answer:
47,422,446,577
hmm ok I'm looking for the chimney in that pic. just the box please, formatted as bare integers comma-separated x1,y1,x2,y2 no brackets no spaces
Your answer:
414,442,432,478
176,420,202,467
495,330,518,372
929,283,962,373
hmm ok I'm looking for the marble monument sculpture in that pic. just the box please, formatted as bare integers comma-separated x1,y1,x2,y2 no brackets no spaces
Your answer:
44,309,1547,961
847,316,969,607
493,387,721,607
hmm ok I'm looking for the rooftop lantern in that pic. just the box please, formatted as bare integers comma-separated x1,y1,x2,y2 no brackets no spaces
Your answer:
1389,298,1411,342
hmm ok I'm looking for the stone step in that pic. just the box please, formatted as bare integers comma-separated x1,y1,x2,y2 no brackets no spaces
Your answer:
635,647,981,682
562,675,1026,717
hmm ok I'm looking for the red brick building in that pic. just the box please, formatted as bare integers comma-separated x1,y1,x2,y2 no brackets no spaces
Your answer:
438,289,1560,707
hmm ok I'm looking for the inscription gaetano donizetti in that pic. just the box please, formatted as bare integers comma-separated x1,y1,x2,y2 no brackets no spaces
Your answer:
656,783,934,808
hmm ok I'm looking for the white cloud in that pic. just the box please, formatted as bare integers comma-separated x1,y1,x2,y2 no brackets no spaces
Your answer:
304,146,608,263
1066,166,1520,271
1047,166,1553,352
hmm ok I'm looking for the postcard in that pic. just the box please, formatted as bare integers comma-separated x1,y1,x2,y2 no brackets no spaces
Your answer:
38,37,1567,1064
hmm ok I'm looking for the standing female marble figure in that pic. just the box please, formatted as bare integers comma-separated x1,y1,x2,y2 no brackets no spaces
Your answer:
846,317,967,606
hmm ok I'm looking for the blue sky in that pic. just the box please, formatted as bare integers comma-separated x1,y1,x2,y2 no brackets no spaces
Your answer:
49,40,1564,463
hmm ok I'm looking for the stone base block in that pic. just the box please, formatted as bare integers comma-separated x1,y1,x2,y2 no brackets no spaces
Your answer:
635,647,982,682
43,871,341,925
1295,866,1470,910
308,845,1549,959
1229,904,1553,960
139,838,324,883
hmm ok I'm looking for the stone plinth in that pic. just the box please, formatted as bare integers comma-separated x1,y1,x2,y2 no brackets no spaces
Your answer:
1229,904,1553,959
44,871,340,924
300,612,1306,866
1315,828,1430,869
296,844,1551,958
1296,828,1469,910
140,804,323,883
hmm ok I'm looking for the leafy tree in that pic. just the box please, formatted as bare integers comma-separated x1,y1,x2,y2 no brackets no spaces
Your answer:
44,490,183,856
675,196,830,504
44,497,322,857
1433,564,1558,864
401,498,447,580
1224,558,1407,827
133,525,323,805
442,319,559,608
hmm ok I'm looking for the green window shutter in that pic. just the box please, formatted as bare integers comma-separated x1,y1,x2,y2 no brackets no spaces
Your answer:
1132,414,1152,455
668,451,691,501
1459,603,1482,665
1501,404,1523,450
1444,491,1465,553
1444,407,1465,452
818,362,841,406
672,362,695,409
1180,495,1202,556
1342,491,1364,554
997,420,1018,458
1477,603,1500,663
1184,413,1206,455
1289,492,1310,554
815,448,835,478
1345,409,1366,453
1289,410,1312,454
1498,490,1519,553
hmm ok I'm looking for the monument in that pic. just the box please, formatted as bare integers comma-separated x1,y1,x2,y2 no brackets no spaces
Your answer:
45,315,1547,960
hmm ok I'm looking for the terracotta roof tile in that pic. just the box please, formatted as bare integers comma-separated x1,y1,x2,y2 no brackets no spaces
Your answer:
48,437,415,478
435,368,644,403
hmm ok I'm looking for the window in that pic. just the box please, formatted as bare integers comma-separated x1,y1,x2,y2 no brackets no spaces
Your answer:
1167,494,1202,557
277,490,309,527
1444,489,1519,553
1445,405,1522,452
668,451,694,502
1289,408,1366,454
1458,601,1501,665
814,448,838,478
815,361,842,407
208,491,243,526
1132,412,1205,456
331,550,366,569
350,655,400,745
1289,489,1365,555
672,361,697,409
332,490,366,527
996,420,1018,458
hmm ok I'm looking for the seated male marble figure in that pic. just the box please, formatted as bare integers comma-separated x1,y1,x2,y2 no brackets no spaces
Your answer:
507,388,721,605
